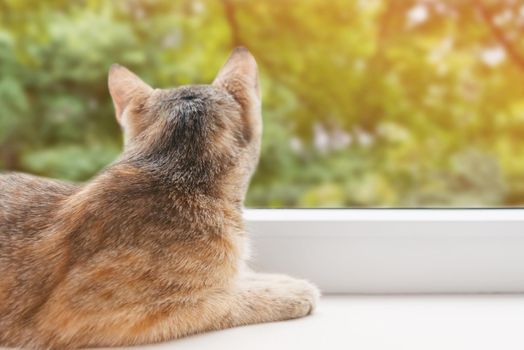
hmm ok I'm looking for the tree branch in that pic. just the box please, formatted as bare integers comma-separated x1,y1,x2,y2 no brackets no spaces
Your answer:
475,0,524,73
221,0,241,48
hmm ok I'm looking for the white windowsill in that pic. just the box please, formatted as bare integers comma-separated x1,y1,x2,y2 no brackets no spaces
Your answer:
102,295,524,350
245,209,524,293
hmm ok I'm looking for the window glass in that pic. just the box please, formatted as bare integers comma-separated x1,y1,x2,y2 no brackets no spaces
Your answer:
0,1,523,208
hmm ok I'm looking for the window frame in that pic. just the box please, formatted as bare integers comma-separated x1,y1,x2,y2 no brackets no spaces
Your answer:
245,209,524,294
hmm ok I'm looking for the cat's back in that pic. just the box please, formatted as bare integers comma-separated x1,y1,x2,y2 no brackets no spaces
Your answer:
0,172,77,239
0,173,77,342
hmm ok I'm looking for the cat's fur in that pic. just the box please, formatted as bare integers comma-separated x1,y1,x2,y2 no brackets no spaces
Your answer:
0,48,319,349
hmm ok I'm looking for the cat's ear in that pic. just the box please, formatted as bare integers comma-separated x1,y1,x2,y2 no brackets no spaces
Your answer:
213,47,260,103
108,64,153,126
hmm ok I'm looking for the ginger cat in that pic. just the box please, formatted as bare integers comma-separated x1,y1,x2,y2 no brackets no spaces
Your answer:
0,48,319,349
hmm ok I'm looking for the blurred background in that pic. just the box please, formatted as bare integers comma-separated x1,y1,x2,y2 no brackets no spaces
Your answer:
0,0,524,207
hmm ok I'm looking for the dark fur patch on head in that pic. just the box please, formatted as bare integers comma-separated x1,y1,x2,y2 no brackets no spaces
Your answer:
124,85,245,195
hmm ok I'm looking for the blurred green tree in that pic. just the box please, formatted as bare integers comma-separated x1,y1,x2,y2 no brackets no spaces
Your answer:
1,0,523,207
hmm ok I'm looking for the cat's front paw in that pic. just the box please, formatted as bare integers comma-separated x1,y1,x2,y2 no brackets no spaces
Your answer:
278,276,320,317
249,273,320,319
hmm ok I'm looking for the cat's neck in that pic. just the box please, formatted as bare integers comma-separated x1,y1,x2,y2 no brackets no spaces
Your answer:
115,147,246,205
80,161,243,217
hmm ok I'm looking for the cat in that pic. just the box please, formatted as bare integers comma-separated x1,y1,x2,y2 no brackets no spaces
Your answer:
0,47,319,349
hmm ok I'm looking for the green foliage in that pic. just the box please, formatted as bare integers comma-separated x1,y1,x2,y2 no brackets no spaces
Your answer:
1,0,524,207
21,144,120,181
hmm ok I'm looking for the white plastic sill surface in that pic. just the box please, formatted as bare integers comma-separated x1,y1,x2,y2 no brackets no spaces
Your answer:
246,209,524,293
96,295,524,350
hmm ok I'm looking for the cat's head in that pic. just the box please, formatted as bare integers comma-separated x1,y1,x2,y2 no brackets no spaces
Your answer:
107,47,261,201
